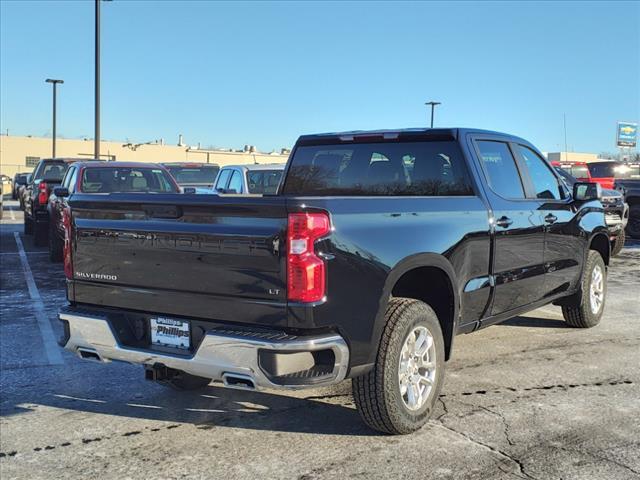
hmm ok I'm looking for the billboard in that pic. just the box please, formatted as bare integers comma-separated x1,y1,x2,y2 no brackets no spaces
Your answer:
617,122,637,148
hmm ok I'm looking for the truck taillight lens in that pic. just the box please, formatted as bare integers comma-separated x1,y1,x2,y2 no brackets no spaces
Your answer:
287,212,330,303
38,181,48,205
62,208,73,279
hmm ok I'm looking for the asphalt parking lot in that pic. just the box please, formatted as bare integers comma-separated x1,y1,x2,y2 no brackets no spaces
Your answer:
1,197,639,480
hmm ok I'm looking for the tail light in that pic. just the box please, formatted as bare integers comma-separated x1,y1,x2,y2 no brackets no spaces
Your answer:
62,208,73,279
287,212,331,303
38,181,49,205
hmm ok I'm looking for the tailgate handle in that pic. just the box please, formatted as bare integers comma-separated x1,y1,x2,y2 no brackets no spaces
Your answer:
144,205,181,219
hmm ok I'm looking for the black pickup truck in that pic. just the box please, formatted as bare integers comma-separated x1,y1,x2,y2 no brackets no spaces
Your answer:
58,128,610,434
615,172,640,239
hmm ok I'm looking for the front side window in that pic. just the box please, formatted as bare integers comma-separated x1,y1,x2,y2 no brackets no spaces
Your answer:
80,167,177,193
283,141,474,196
215,169,232,190
227,170,243,193
476,141,525,199
517,145,562,200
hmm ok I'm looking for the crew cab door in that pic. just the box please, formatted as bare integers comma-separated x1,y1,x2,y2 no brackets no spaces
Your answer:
473,139,547,316
512,144,583,296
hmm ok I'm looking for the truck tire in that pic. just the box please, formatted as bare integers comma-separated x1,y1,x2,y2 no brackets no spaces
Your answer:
611,229,625,257
165,372,211,391
561,251,606,328
24,215,33,235
48,224,63,262
352,297,445,435
627,205,640,239
33,221,48,247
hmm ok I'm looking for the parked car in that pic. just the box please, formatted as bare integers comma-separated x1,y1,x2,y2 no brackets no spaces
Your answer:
1,174,12,190
585,160,631,190
615,170,640,239
59,128,609,435
213,163,285,195
12,172,30,200
18,173,32,210
161,163,220,193
23,158,84,246
47,162,180,262
554,166,628,255
0,182,3,220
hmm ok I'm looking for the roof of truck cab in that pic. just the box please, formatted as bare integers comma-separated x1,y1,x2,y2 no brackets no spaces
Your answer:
71,161,167,169
220,163,286,171
296,128,530,145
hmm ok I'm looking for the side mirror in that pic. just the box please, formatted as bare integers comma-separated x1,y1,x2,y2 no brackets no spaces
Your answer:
183,187,196,194
573,182,601,201
53,187,69,198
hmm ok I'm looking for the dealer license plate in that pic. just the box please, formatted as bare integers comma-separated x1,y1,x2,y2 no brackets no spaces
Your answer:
150,317,190,350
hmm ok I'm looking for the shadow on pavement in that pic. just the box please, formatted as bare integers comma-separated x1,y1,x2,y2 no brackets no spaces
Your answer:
500,315,569,329
0,378,377,437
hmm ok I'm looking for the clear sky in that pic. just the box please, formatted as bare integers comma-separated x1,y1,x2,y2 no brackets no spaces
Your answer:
1,1,638,153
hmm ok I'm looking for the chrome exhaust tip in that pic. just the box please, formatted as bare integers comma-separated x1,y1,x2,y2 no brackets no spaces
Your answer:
222,373,256,390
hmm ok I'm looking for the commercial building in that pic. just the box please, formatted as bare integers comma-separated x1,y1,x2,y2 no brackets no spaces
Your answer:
0,135,289,177
546,152,599,163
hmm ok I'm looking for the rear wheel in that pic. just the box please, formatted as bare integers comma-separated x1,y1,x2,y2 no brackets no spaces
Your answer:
33,221,48,247
611,229,625,257
24,214,33,235
352,298,445,435
561,251,606,328
48,224,63,262
627,205,640,239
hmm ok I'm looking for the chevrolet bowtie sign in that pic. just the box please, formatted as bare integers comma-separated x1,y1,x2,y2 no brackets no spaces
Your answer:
617,122,637,148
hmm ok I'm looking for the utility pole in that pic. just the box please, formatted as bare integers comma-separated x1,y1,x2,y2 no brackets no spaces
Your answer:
45,79,64,157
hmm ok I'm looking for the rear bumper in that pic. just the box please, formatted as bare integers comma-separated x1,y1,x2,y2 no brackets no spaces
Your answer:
58,306,349,390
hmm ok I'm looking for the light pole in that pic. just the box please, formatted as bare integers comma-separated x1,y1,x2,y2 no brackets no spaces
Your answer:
94,0,111,159
45,79,64,157
425,101,441,128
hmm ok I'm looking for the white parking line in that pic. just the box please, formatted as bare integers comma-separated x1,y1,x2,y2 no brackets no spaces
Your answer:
9,207,16,220
13,232,64,365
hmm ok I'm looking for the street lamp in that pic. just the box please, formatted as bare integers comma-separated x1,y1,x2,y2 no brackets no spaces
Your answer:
425,101,441,128
95,0,111,160
45,79,64,157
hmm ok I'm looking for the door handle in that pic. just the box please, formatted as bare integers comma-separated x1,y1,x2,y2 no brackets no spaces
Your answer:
495,216,513,228
545,214,558,224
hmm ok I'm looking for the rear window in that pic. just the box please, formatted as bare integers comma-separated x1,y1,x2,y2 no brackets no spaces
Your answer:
283,141,474,196
35,162,68,182
568,165,589,178
165,166,219,184
80,167,178,193
587,162,631,178
246,170,283,194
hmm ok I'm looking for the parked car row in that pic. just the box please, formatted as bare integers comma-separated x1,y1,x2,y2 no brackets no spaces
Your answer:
14,158,287,261
554,160,640,240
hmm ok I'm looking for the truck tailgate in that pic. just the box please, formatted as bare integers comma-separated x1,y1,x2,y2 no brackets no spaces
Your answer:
68,194,288,327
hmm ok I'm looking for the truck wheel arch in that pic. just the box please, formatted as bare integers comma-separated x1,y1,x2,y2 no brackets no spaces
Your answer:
589,231,610,266
370,254,459,364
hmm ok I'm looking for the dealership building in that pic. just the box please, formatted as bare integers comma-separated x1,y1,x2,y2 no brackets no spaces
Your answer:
0,134,290,178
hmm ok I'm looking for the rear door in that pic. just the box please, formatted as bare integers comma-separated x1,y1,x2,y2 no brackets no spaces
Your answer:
473,138,547,316
513,144,584,296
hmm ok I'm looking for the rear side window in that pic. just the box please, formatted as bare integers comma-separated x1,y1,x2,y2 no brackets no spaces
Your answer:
516,146,562,200
283,141,474,196
80,167,177,193
476,141,525,199
246,170,283,194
